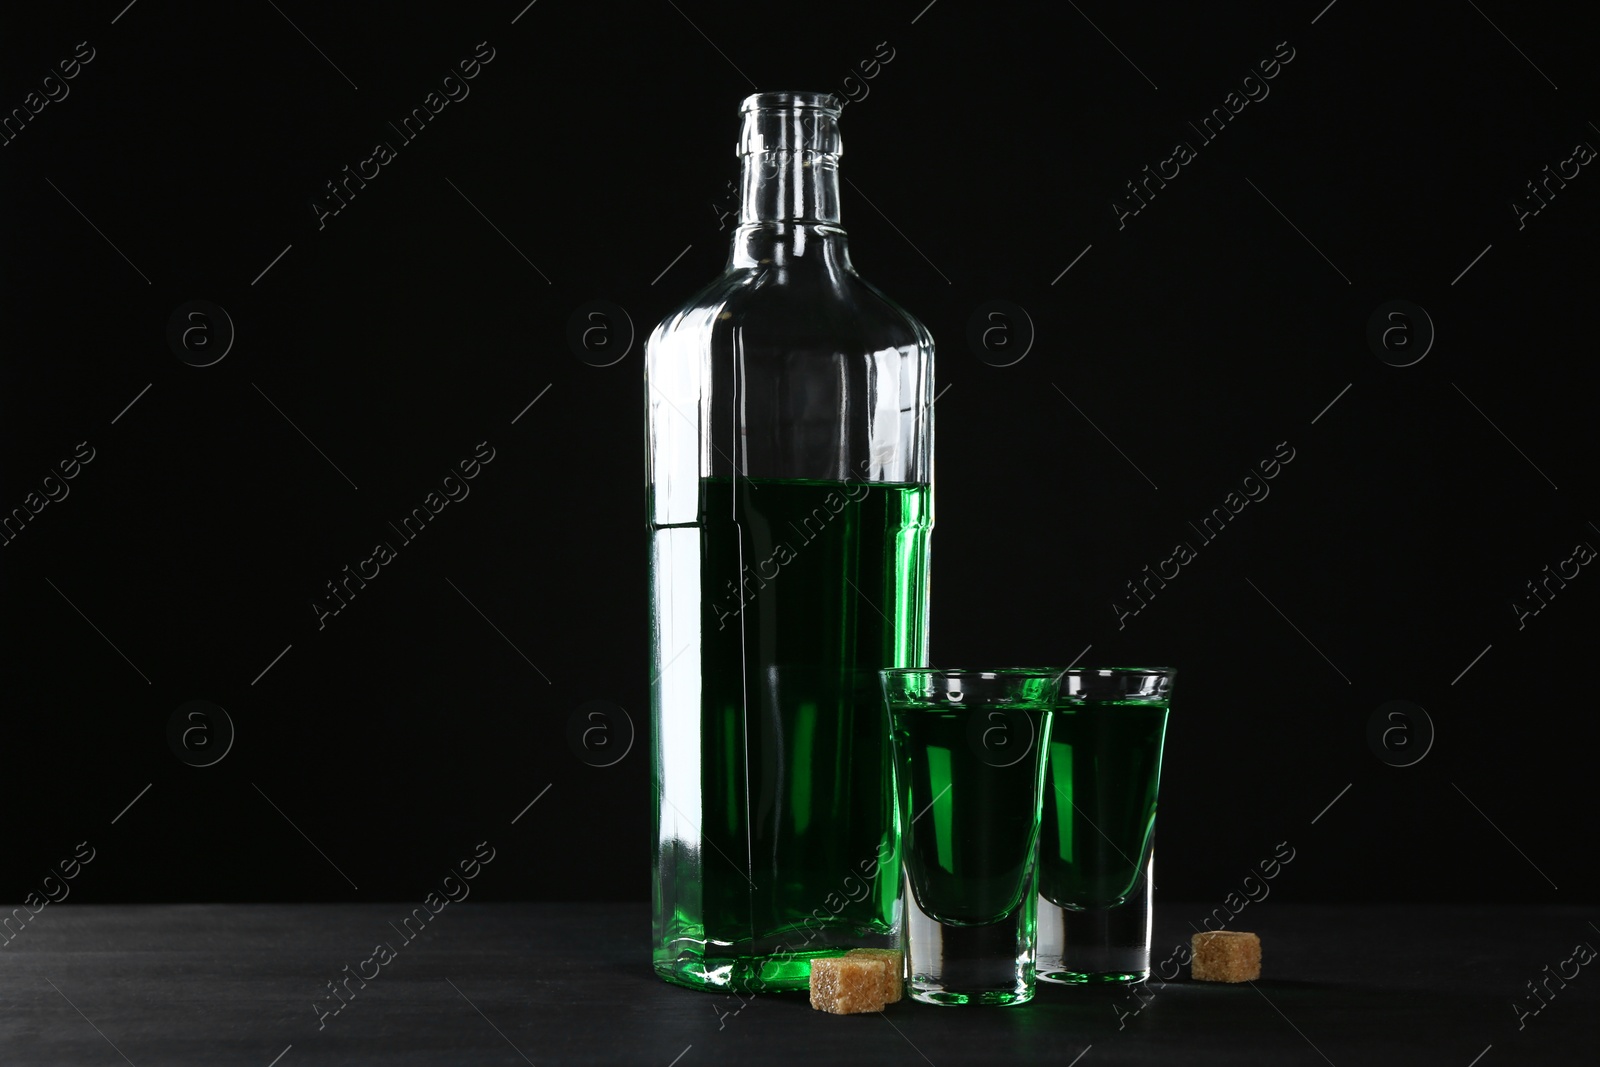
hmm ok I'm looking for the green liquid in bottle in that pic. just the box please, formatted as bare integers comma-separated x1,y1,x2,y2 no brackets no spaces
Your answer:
652,476,931,991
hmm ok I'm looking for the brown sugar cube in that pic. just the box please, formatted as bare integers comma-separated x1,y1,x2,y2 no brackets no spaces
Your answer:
1190,931,1262,982
809,956,888,1014
846,948,904,1004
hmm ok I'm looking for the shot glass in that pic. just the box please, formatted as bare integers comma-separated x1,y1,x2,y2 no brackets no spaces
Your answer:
1036,667,1172,984
880,668,1062,1006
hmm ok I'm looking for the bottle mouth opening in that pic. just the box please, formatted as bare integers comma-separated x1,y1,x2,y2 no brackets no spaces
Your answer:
739,90,843,114
738,92,844,158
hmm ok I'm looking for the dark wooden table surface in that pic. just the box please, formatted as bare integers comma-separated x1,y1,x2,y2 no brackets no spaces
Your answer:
1,903,1592,1065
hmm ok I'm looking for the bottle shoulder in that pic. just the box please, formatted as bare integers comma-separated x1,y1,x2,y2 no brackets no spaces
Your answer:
647,265,932,358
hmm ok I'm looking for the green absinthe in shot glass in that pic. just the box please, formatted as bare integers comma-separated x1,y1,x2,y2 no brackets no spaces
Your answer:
894,706,1048,926
1039,671,1171,911
885,669,1060,1007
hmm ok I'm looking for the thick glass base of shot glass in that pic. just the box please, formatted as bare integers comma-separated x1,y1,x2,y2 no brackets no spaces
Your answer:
906,876,1037,1006
1038,853,1152,985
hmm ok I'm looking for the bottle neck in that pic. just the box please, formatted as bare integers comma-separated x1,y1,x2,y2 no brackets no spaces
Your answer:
729,97,851,271
730,151,851,269
741,149,841,224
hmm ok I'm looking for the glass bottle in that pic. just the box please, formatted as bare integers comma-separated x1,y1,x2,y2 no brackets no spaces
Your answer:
646,91,935,992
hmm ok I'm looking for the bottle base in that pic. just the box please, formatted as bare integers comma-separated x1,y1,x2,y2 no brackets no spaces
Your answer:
654,949,853,993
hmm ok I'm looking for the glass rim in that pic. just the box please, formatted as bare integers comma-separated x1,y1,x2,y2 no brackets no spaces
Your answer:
1054,666,1174,677
879,666,1066,680
739,90,843,114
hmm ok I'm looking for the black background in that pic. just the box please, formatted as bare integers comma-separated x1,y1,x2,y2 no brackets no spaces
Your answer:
2,0,1595,912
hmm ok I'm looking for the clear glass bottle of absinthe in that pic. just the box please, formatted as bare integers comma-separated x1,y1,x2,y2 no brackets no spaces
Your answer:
646,91,935,992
